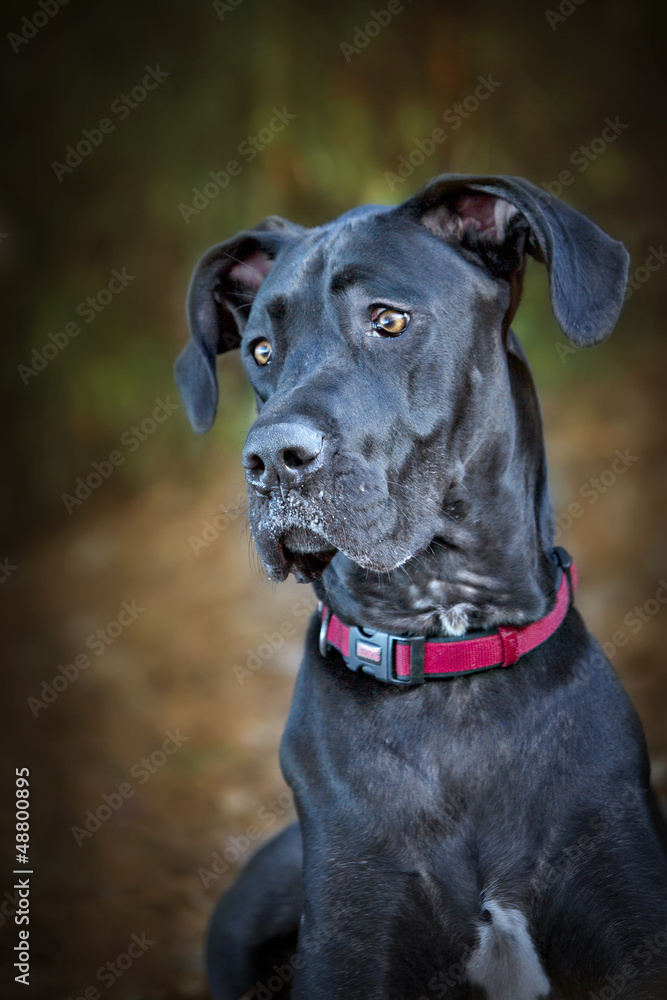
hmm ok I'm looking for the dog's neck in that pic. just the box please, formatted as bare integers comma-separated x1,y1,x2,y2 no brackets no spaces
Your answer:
314,336,558,638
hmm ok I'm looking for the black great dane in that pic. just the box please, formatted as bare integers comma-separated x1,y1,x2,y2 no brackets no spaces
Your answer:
175,175,667,1000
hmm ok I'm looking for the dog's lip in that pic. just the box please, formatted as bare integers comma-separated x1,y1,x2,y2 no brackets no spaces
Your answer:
282,525,336,554
282,546,337,583
248,489,443,580
279,527,338,583
253,512,444,582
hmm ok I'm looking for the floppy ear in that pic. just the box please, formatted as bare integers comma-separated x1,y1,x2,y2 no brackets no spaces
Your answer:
400,174,630,346
175,216,303,433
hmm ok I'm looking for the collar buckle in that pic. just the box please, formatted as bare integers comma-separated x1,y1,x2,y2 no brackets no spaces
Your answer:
318,604,331,658
346,627,425,686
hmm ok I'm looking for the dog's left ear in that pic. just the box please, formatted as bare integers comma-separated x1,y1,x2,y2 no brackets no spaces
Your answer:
175,216,303,433
400,174,630,346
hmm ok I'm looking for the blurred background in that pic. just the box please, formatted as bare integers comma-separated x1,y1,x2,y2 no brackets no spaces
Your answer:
1,0,666,995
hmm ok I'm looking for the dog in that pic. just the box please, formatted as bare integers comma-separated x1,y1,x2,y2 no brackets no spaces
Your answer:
176,174,667,1000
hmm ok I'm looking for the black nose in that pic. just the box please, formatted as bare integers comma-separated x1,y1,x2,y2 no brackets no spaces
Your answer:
242,422,325,493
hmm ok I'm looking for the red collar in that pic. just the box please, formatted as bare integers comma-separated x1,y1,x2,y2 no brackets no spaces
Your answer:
319,548,577,686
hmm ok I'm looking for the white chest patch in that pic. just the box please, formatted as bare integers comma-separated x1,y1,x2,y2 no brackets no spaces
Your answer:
466,901,551,1000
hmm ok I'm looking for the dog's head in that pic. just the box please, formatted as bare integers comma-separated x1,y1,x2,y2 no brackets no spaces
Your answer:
176,175,628,586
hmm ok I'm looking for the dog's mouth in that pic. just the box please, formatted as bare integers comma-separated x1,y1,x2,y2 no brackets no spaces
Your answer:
279,527,338,583
248,479,438,584
247,492,341,583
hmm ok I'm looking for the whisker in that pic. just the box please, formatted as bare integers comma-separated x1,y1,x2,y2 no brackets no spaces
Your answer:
218,249,267,282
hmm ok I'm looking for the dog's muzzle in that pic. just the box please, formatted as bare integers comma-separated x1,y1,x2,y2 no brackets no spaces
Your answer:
242,421,339,581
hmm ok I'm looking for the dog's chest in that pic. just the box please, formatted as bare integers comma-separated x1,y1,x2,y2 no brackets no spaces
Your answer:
281,676,556,998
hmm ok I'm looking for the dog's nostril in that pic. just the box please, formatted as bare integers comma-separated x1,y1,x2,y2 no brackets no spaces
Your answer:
242,424,324,488
283,448,305,469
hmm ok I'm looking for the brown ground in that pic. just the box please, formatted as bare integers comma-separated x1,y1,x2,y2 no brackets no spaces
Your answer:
3,357,667,999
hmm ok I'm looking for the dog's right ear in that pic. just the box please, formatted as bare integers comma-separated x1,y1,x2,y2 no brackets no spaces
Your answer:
175,216,303,433
399,174,630,347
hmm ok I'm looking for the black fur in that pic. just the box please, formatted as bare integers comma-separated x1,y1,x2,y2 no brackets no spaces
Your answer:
176,175,667,999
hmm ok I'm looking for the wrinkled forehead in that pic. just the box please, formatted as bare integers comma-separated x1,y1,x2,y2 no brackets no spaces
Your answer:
253,207,492,310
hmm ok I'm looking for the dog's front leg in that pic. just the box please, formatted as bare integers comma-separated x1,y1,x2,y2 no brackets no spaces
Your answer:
290,866,404,1000
289,850,474,1000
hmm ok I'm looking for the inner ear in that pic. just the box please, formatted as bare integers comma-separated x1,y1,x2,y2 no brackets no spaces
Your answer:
227,250,274,292
421,191,532,328
421,193,532,335
423,194,519,246
217,244,276,317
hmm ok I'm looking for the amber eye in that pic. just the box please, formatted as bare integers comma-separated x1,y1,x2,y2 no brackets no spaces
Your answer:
252,339,272,366
370,307,410,337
